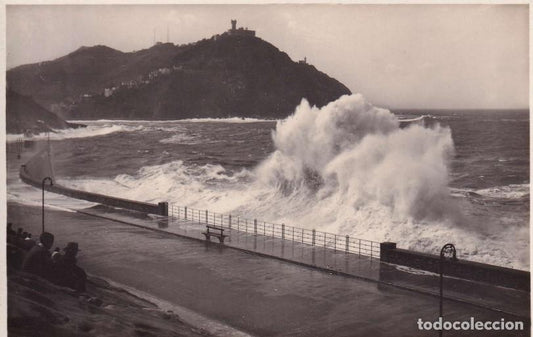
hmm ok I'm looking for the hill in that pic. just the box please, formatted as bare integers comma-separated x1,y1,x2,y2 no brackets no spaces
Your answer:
7,43,182,115
6,89,83,134
7,34,351,120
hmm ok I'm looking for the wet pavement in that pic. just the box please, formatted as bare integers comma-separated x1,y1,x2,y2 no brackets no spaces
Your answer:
78,204,529,318
7,202,530,337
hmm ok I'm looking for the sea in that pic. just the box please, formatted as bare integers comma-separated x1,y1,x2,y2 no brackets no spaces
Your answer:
6,94,530,270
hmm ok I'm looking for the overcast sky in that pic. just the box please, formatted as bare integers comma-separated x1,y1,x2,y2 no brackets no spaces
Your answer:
5,4,529,109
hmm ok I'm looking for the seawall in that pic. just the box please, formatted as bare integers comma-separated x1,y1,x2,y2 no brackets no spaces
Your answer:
380,242,530,292
19,153,168,216
17,147,530,292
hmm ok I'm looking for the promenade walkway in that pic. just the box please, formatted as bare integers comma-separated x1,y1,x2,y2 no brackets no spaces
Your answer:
77,204,529,319
8,200,529,337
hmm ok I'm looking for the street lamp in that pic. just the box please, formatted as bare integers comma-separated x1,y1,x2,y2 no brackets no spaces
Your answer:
439,243,457,337
42,177,53,234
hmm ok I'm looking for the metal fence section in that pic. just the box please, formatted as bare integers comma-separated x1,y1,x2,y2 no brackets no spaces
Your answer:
169,204,380,258
6,137,24,156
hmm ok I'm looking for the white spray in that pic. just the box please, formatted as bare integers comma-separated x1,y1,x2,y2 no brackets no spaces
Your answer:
256,94,456,222
54,94,528,269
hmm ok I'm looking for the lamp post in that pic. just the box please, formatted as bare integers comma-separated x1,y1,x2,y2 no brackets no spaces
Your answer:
439,243,457,337
42,177,53,234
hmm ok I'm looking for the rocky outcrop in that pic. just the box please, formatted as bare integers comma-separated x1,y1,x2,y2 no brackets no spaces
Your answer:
6,89,84,134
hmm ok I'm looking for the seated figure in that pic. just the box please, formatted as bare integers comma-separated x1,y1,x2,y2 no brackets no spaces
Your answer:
54,242,87,292
21,232,55,279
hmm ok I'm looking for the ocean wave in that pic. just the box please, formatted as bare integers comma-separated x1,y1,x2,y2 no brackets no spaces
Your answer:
6,124,138,141
6,135,25,143
397,114,435,123
61,160,255,206
7,182,96,211
180,117,276,123
158,134,200,145
475,184,530,200
451,184,530,200
256,94,455,221
47,94,529,270
71,117,276,124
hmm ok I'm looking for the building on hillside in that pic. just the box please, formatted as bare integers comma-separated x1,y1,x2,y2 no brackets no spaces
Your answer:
227,19,255,37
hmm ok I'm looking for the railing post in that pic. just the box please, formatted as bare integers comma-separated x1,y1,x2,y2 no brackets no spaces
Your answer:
205,210,208,224
229,215,232,229
371,241,373,259
185,206,188,220
359,239,361,256
254,219,257,235
282,224,285,239
345,235,349,253
334,235,337,251
158,202,168,216
312,229,316,245
324,233,326,247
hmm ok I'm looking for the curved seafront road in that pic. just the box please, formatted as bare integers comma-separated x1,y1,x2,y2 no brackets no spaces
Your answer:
7,202,529,337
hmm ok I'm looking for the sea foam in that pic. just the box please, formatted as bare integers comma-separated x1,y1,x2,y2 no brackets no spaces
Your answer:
51,94,529,269
256,94,455,221
6,124,136,142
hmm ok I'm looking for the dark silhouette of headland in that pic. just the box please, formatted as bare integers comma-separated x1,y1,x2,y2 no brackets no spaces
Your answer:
6,89,84,134
7,20,351,121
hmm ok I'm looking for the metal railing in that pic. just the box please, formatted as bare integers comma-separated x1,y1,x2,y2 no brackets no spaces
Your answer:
169,204,380,258
6,137,24,156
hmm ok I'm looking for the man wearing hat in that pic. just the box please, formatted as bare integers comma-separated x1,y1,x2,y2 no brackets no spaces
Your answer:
55,242,87,292
22,232,55,279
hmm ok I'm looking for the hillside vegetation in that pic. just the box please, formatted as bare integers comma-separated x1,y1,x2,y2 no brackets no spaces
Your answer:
8,34,351,120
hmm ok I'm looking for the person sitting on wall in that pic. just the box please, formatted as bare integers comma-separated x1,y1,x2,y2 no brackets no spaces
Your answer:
15,229,26,249
6,224,24,270
7,223,17,244
7,223,16,237
54,242,87,292
22,232,55,279
24,233,36,250
19,232,30,248
51,247,61,262
7,243,24,270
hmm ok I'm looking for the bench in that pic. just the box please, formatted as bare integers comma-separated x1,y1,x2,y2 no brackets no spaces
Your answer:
202,225,228,244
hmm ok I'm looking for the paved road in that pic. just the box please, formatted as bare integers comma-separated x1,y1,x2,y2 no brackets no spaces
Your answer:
7,203,529,337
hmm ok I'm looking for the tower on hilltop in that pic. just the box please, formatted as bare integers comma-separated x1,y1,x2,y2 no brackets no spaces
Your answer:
228,19,256,37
